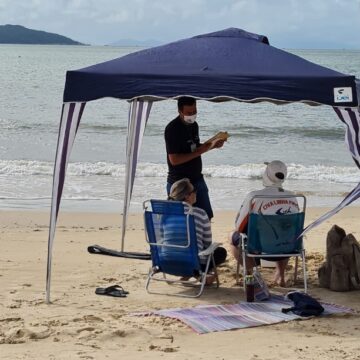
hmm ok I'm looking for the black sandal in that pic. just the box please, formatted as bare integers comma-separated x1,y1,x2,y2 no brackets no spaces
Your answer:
95,285,129,297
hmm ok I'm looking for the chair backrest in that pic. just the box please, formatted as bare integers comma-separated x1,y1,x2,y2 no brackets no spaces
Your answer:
143,199,201,277
247,194,306,255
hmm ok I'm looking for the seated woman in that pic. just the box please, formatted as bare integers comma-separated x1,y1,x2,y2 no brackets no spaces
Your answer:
229,160,299,286
169,178,227,284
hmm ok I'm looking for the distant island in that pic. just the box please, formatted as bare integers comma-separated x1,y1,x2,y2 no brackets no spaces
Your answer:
0,24,85,45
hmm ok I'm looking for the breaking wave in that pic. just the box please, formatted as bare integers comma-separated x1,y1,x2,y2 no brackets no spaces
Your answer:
1,160,359,183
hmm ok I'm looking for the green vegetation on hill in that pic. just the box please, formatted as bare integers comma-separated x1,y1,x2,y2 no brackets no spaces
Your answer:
0,24,84,45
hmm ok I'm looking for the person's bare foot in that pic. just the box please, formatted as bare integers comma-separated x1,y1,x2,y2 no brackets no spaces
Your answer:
274,273,286,287
180,274,216,285
205,273,216,285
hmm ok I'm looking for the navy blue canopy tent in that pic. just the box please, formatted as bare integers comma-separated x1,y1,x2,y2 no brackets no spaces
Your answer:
64,28,358,106
46,28,360,302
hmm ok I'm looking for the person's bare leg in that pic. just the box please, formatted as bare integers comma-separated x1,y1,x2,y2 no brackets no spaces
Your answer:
274,263,282,286
274,259,289,286
205,273,216,285
228,230,255,276
230,241,240,259
230,244,255,274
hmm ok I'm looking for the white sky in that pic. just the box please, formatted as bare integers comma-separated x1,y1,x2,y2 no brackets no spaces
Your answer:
1,0,360,48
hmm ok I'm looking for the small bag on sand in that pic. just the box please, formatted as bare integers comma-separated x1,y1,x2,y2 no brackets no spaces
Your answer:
253,268,270,301
281,291,324,317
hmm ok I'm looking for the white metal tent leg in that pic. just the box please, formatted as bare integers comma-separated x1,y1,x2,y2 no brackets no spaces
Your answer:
46,102,86,304
121,100,152,251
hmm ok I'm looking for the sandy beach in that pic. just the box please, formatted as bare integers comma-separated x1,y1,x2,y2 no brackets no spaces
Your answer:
1,207,360,359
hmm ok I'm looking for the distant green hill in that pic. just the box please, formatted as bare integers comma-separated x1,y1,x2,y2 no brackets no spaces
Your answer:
0,24,85,45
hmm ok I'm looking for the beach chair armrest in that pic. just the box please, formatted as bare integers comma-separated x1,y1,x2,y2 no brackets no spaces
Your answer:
238,233,247,248
199,242,221,256
239,233,247,239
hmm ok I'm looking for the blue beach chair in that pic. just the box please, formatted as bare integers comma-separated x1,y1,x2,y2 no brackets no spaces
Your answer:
143,199,220,297
237,194,307,292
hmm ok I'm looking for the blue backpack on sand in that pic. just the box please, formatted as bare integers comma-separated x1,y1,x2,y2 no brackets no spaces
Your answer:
281,291,324,317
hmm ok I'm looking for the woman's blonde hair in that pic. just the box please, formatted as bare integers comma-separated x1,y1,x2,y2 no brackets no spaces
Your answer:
169,178,193,201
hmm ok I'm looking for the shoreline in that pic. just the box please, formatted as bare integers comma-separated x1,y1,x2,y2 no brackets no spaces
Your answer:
1,162,359,214
1,207,360,359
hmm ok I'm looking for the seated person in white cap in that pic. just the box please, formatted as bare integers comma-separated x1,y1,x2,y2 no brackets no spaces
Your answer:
229,160,299,286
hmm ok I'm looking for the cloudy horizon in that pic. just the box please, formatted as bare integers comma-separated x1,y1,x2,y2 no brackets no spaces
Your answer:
0,0,360,49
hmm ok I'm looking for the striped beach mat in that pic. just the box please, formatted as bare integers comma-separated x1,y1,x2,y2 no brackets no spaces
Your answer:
134,295,353,334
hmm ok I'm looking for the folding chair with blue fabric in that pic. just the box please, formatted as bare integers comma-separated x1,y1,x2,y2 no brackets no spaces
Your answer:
143,199,220,297
237,194,307,292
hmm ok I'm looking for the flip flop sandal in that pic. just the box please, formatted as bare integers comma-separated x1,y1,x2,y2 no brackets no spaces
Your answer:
109,285,129,295
95,285,129,297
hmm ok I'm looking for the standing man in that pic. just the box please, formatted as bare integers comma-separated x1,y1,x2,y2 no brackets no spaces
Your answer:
164,96,225,219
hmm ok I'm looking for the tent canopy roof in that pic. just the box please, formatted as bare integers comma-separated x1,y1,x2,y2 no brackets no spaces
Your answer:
64,28,358,107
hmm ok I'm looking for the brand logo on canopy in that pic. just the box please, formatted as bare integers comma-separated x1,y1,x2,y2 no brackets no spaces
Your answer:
334,87,353,103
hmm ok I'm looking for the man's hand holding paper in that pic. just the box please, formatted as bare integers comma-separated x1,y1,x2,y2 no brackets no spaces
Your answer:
205,131,230,149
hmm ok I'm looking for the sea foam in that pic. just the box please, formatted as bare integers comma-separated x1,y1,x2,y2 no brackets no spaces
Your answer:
1,160,358,183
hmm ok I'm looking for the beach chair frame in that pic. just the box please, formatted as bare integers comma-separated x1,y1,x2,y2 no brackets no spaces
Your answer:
236,194,307,292
143,199,219,297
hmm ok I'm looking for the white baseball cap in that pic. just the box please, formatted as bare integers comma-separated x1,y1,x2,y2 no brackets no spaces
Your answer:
262,160,287,187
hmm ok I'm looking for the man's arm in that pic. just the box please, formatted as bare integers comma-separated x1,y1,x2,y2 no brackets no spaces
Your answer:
168,139,225,166
168,142,212,166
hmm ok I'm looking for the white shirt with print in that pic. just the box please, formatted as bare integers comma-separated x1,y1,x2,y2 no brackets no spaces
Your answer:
235,186,299,232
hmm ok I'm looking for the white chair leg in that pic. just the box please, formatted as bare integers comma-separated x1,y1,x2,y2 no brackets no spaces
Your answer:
197,255,212,297
236,247,241,284
210,254,220,288
302,250,307,293
294,257,298,284
242,241,247,291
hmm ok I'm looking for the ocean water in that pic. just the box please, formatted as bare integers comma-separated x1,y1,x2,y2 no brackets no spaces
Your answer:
1,45,360,213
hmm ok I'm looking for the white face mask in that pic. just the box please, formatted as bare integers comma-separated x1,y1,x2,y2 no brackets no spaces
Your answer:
183,114,197,124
